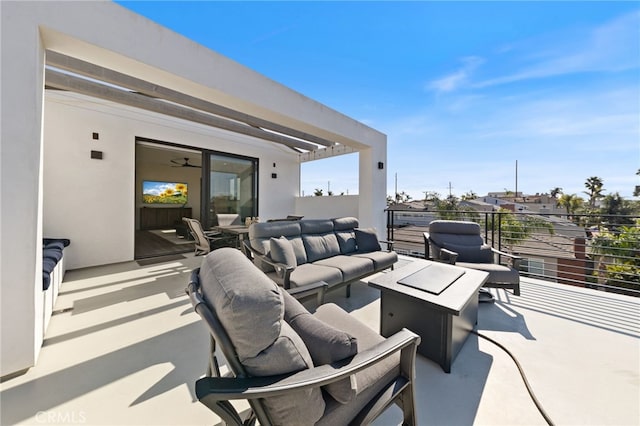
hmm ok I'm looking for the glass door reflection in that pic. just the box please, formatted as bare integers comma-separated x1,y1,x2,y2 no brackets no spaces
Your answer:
208,153,257,228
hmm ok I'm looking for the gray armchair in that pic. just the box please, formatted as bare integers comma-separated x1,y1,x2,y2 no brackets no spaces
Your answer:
183,218,234,255
424,220,521,299
186,248,420,426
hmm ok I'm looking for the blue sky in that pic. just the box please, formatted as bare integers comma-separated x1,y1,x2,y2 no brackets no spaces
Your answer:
117,1,640,200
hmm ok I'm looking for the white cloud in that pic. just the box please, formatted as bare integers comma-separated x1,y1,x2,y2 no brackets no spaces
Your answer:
425,56,485,93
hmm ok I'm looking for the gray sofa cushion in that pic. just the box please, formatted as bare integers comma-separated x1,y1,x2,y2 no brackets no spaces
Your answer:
333,217,358,253
354,228,381,252
303,232,341,262
198,248,324,425
314,256,374,282
332,217,359,230
282,290,358,403
270,236,297,274
289,236,308,265
351,251,398,270
289,263,344,288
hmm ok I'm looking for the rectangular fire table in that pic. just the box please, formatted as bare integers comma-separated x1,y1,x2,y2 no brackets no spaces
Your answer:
369,259,489,373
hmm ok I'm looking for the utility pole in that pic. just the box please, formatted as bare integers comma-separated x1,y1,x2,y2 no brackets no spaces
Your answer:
448,182,453,198
515,160,518,197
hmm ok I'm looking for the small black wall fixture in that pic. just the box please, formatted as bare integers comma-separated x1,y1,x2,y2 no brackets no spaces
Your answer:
92,132,99,140
91,150,103,160
378,162,384,170
271,173,277,179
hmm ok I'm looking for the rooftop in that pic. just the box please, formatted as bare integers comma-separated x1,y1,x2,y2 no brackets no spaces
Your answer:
1,254,638,425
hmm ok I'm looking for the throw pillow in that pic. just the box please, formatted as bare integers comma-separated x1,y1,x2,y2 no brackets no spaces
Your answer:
282,289,358,404
270,236,297,277
354,228,381,253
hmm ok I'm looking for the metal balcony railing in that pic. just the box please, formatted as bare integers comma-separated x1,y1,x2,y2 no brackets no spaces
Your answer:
385,208,640,297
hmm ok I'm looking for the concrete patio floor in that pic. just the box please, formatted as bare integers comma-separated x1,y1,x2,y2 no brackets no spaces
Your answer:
1,253,638,425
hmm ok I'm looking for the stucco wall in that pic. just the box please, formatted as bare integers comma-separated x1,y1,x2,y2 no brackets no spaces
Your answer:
295,195,360,221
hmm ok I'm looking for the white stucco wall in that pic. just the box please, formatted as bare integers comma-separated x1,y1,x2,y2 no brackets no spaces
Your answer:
295,195,360,220
44,92,301,270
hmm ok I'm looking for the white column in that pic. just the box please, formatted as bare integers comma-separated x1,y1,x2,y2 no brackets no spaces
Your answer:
1,3,46,376
358,141,387,237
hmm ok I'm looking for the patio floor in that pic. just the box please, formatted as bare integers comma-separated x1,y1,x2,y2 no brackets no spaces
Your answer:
1,254,638,425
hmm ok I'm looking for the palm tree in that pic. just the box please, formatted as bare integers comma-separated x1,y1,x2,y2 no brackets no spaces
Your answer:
584,176,604,207
558,193,583,217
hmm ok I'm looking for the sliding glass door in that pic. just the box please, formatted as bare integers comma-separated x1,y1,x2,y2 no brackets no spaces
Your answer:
204,152,258,227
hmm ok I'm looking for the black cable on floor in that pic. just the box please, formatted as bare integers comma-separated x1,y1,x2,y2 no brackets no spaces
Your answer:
472,330,556,426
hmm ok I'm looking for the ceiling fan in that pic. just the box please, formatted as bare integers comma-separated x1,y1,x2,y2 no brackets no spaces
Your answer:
170,157,201,168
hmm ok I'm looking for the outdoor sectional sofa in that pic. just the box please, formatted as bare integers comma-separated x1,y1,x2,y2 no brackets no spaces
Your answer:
42,238,70,334
244,217,397,298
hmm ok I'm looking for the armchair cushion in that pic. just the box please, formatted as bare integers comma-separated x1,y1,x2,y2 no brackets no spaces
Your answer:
354,228,381,252
282,290,358,403
198,249,324,424
442,242,493,263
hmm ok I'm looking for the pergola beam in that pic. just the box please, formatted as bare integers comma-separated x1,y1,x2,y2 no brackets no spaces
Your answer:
45,69,319,152
299,144,357,162
45,50,336,149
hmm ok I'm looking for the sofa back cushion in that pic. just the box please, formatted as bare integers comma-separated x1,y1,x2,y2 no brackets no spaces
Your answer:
303,233,341,262
332,217,359,231
198,248,324,424
300,219,335,234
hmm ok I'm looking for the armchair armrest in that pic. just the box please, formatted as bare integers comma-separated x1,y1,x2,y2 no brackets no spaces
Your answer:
438,248,458,264
287,281,327,306
196,328,420,401
490,248,522,269
242,240,313,293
